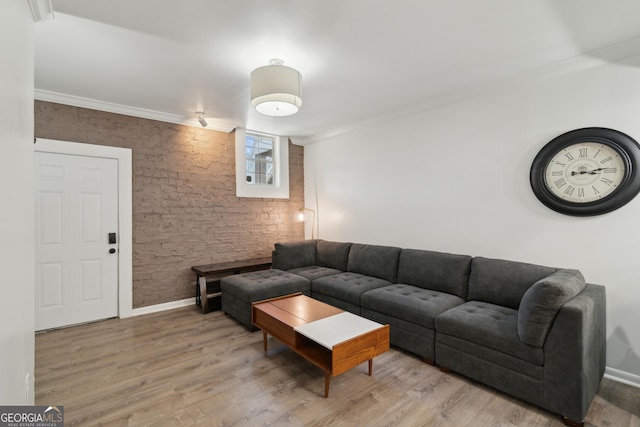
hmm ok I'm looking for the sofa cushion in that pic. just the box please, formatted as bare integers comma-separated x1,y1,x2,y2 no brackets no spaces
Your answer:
362,307,437,360
467,257,557,309
316,240,352,271
435,334,544,397
347,244,401,283
311,272,391,307
396,249,472,299
361,284,465,329
287,265,343,281
435,301,543,365
271,240,317,270
220,269,310,303
518,269,586,347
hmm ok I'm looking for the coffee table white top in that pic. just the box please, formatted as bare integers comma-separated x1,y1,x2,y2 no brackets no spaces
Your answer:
294,312,384,350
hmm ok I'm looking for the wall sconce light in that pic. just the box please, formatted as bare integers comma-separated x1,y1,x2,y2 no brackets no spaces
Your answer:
295,208,316,239
195,111,208,127
250,59,303,116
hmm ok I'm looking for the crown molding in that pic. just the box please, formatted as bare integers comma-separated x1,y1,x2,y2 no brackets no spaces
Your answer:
298,54,603,146
300,36,640,146
27,0,54,23
35,35,640,144
34,89,237,133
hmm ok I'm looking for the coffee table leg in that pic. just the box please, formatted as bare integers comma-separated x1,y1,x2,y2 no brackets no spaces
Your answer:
262,331,268,352
368,359,373,376
324,373,331,398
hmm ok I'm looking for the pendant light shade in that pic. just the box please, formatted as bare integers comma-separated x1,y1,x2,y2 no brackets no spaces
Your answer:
250,59,302,116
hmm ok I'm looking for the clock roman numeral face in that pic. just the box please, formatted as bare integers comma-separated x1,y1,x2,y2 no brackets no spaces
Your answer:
544,142,625,203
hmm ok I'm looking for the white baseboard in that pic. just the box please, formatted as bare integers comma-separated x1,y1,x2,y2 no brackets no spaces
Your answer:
131,297,194,316
604,366,640,389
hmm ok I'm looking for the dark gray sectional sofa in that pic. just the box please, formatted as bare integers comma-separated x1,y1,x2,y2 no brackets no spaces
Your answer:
220,239,606,426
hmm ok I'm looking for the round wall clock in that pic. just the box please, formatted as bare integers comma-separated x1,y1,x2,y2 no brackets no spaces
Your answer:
530,127,640,216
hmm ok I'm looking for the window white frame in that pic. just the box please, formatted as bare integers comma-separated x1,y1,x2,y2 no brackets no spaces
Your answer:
235,128,289,198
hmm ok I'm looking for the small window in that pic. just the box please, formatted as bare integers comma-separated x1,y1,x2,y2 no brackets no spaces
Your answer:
235,128,289,199
245,133,274,186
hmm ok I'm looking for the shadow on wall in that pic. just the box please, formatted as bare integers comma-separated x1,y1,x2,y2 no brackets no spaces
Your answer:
602,328,640,416
607,327,640,381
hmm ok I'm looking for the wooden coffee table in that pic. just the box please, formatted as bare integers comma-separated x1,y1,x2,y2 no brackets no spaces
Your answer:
251,293,390,397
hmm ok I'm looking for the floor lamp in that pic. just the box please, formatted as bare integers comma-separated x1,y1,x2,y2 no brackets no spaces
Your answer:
295,208,316,239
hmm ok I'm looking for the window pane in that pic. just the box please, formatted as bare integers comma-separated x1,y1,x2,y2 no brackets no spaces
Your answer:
246,133,274,185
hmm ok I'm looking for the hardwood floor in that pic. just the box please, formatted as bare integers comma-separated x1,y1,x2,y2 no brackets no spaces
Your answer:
35,306,640,426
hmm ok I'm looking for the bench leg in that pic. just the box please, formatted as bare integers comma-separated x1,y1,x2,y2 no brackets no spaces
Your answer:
198,276,208,314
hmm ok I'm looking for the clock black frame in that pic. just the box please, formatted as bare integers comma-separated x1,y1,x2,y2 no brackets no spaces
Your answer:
530,127,640,216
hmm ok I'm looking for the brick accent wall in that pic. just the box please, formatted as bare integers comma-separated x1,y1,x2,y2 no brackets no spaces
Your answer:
35,101,304,308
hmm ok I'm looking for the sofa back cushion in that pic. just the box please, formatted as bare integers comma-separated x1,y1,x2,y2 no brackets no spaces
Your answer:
468,257,557,309
347,243,401,283
271,240,317,271
396,249,472,299
518,269,586,347
316,240,352,271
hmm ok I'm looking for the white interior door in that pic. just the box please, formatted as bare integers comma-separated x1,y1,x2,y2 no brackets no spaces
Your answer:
35,152,119,330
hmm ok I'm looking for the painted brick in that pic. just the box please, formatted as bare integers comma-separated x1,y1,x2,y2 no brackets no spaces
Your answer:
35,101,304,308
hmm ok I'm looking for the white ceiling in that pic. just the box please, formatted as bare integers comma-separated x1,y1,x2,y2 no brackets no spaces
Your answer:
34,0,640,143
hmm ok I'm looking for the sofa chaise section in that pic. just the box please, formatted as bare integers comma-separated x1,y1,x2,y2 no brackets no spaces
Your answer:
222,239,350,330
220,269,310,330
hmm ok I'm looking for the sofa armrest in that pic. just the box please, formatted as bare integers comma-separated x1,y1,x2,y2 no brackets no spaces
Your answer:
518,269,586,347
542,283,606,422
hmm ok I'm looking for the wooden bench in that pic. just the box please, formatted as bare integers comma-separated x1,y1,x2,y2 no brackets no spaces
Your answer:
191,257,272,313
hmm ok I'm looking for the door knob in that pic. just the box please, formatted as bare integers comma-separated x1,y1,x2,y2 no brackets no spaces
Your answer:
109,248,116,254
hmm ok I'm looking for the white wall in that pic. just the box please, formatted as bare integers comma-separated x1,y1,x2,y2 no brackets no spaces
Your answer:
0,1,36,404
304,56,640,387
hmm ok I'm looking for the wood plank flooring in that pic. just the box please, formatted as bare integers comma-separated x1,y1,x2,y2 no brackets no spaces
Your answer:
35,306,640,426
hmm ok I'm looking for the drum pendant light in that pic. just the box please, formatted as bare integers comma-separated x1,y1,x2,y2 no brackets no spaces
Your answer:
250,59,302,116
